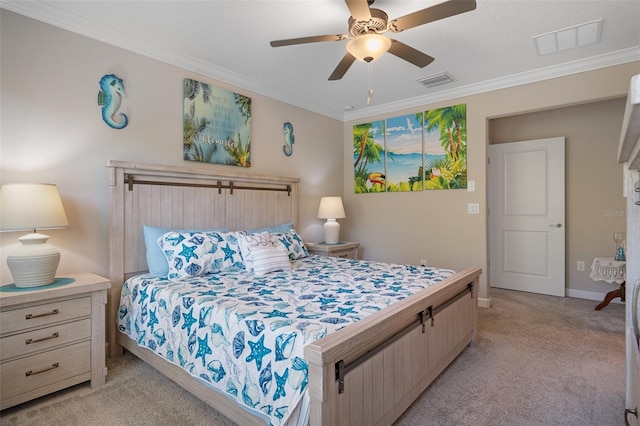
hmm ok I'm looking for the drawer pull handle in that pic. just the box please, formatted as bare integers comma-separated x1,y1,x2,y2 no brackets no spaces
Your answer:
25,332,59,345
25,363,59,377
26,309,59,320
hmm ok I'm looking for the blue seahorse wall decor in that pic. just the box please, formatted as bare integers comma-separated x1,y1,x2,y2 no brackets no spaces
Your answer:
98,74,128,129
282,122,294,156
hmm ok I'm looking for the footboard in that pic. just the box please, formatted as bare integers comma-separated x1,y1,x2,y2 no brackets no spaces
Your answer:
304,268,481,426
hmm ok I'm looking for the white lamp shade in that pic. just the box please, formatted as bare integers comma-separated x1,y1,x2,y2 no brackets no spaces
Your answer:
346,34,392,63
317,196,346,219
1,184,69,287
1,184,69,231
318,197,346,245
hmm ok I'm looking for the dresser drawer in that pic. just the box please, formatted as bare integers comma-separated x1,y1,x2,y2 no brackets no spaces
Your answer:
0,340,91,404
0,319,91,361
0,296,91,335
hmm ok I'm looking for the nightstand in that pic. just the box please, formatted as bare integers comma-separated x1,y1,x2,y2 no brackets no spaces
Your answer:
306,241,360,259
0,273,111,410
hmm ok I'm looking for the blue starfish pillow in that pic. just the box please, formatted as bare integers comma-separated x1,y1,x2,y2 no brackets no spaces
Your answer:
205,231,245,272
158,231,245,280
269,229,309,260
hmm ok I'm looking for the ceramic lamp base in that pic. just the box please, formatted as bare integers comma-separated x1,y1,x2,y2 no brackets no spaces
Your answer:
6,232,60,288
323,219,340,245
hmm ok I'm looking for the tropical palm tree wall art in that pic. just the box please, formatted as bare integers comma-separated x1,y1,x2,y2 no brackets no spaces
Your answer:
353,104,467,193
183,78,252,167
354,120,386,193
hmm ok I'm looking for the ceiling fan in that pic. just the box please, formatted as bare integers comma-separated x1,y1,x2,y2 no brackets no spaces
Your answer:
270,0,477,81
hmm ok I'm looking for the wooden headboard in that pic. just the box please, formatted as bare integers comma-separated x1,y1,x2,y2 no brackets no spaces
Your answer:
106,160,300,356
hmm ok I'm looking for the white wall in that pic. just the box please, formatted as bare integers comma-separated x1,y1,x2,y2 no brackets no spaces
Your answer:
0,11,343,283
343,62,640,306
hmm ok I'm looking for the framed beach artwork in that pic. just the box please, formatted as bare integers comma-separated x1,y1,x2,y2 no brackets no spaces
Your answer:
423,104,467,190
354,120,386,193
353,103,467,193
385,113,424,192
183,78,252,167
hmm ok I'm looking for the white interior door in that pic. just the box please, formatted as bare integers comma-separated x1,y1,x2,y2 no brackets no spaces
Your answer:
489,137,565,297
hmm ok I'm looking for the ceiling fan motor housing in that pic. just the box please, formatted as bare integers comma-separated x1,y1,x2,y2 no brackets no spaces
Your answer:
348,8,389,37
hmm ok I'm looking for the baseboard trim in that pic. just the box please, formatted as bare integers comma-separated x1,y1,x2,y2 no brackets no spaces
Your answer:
485,289,622,306
478,297,492,308
566,288,623,304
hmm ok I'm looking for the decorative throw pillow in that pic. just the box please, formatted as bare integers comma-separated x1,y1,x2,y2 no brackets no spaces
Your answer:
205,231,245,272
237,232,273,271
269,229,309,260
158,231,244,280
143,225,228,277
251,246,291,276
158,231,217,280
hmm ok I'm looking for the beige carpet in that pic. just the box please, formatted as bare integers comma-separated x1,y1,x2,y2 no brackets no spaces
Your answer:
1,288,625,426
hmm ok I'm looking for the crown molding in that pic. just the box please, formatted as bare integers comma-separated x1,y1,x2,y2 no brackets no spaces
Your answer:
3,1,639,123
342,46,640,122
0,1,343,120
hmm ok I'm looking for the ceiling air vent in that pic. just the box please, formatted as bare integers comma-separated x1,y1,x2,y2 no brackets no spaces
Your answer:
417,72,454,88
533,19,603,56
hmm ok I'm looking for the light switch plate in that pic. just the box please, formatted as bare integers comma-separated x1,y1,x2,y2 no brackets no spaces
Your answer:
468,203,480,214
467,180,475,192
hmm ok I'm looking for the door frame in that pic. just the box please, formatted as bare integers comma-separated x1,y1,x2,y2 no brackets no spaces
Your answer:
488,137,566,297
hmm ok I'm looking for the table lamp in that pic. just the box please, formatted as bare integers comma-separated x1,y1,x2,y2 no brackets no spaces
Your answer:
0,184,69,287
317,196,346,245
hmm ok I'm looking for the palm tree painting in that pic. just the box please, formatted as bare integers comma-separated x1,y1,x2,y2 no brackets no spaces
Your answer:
384,113,424,192
354,120,386,193
183,78,252,167
423,104,467,189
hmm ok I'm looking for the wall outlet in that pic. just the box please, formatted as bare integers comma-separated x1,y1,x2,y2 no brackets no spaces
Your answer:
468,203,480,214
577,261,585,272
420,259,427,267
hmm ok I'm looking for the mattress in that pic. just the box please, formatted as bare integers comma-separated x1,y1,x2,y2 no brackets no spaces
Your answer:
117,255,454,426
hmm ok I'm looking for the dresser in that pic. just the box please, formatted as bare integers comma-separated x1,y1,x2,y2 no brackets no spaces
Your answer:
306,241,360,259
0,273,110,410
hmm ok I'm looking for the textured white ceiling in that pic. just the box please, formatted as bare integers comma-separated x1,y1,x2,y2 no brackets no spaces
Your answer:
3,0,640,121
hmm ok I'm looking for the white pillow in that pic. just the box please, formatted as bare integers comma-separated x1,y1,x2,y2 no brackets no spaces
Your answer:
237,232,273,271
251,247,291,276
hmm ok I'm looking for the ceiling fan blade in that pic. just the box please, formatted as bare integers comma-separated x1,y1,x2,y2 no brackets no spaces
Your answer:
389,0,476,32
270,34,347,47
329,53,357,81
387,39,435,68
345,0,371,21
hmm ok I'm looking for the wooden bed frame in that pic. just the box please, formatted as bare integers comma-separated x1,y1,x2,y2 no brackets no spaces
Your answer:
107,160,482,426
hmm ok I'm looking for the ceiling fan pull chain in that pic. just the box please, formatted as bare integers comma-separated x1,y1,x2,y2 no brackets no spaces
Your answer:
367,62,374,105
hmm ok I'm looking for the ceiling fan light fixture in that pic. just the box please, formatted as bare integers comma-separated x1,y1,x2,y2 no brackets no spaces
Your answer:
346,34,391,63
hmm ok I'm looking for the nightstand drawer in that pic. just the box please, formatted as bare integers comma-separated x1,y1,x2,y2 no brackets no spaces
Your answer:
330,249,357,259
0,340,91,403
0,296,91,335
1,319,91,360
307,242,360,259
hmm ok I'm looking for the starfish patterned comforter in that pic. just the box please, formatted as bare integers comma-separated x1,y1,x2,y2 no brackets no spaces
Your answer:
117,255,454,426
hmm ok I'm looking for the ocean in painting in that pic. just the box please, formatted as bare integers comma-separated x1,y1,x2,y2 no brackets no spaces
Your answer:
385,152,445,184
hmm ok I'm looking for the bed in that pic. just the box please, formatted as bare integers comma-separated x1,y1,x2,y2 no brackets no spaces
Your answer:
107,160,482,426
